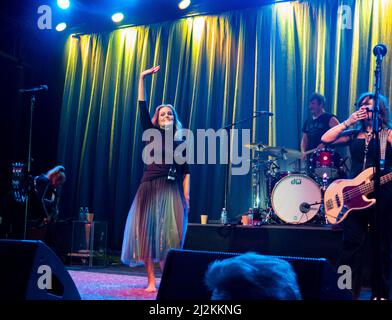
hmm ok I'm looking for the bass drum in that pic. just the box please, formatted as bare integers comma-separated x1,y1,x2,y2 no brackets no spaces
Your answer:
271,174,321,224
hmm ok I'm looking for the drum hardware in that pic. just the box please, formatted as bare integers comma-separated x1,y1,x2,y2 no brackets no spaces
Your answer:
246,141,279,209
252,207,281,225
251,158,278,209
245,144,348,226
244,143,267,152
222,112,273,221
288,159,302,172
245,143,303,160
247,142,303,213
261,146,302,161
299,201,322,213
262,207,280,224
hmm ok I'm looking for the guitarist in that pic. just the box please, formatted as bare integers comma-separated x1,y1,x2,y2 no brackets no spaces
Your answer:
28,165,66,246
321,92,392,300
301,93,340,161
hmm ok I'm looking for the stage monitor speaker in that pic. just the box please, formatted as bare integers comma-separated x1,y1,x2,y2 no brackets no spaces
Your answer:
0,239,81,300
157,249,352,300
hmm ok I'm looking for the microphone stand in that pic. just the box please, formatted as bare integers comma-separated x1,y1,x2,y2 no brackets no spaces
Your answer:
371,46,385,300
222,112,272,214
23,94,36,239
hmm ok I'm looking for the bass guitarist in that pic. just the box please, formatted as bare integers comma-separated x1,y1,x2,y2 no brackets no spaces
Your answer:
321,92,392,300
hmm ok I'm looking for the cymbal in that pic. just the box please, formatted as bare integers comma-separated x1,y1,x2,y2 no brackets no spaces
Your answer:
244,143,302,160
261,146,302,160
244,143,266,151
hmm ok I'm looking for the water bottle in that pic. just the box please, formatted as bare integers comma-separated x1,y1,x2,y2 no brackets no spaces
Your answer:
248,208,254,226
220,208,228,225
79,207,85,221
84,207,89,220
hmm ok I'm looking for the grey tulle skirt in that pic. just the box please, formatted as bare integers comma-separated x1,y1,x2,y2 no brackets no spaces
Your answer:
121,176,188,266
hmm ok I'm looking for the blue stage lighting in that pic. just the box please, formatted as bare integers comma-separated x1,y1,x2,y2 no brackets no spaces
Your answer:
178,0,191,10
56,22,67,31
112,12,125,23
57,0,70,10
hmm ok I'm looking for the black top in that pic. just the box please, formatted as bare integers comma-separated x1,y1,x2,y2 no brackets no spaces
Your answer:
138,100,189,183
302,113,336,150
349,132,392,178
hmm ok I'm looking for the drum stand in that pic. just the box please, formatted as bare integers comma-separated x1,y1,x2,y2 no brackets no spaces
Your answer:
251,157,280,224
313,173,330,225
260,207,280,224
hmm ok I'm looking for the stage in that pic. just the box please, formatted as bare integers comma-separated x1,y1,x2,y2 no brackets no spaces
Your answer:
184,223,344,265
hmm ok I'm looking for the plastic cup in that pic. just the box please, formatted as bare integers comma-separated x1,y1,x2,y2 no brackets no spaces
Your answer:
241,215,250,225
87,213,94,224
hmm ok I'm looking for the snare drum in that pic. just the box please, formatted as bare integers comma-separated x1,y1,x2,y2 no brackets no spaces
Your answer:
309,148,342,181
271,174,321,224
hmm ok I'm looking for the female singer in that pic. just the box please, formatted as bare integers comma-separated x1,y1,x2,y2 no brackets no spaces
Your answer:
121,66,190,292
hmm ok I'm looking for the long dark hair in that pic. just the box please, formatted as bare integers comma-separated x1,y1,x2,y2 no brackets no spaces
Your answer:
355,92,391,131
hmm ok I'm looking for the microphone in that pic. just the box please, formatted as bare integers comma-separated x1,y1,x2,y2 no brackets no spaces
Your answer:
254,111,274,116
299,202,311,214
373,44,387,57
19,85,48,93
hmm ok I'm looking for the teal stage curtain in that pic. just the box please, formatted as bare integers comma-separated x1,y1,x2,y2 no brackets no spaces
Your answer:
58,0,392,249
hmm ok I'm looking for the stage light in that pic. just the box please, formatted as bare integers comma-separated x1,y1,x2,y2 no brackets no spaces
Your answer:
56,22,67,32
193,17,205,42
57,0,70,10
112,12,124,23
276,2,294,17
178,0,191,10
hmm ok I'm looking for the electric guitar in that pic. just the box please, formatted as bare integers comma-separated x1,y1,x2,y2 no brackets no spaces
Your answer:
323,167,392,224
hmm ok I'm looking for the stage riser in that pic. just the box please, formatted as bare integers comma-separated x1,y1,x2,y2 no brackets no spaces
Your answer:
184,224,344,264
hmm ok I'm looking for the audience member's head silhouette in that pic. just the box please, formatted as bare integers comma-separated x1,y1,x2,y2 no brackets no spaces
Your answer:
205,252,302,300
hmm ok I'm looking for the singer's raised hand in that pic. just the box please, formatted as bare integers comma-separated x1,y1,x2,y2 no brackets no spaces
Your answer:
139,66,160,101
140,66,160,79
346,108,367,126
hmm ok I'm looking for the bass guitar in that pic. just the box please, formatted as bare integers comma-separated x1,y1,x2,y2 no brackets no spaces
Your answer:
323,167,392,224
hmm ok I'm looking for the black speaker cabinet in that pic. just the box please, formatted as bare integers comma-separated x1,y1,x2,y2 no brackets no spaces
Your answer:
157,249,352,300
0,239,80,300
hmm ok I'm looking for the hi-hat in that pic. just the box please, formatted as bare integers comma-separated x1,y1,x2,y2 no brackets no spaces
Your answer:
261,146,302,160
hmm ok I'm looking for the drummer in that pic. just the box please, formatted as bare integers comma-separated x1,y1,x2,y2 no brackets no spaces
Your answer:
301,93,340,161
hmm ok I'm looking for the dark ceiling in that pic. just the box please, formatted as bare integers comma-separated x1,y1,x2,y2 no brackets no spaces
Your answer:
0,0,287,35
64,0,284,32
0,0,291,71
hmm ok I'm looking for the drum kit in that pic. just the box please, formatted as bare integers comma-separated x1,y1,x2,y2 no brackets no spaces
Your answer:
245,143,347,225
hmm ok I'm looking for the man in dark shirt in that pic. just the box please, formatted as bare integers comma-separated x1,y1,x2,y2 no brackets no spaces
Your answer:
301,93,339,158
